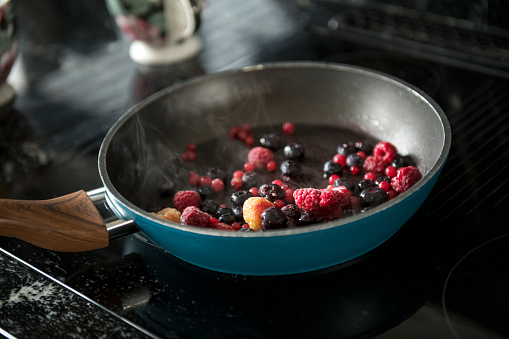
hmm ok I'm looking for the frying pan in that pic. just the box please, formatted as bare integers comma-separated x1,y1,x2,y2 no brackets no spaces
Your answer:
0,62,451,275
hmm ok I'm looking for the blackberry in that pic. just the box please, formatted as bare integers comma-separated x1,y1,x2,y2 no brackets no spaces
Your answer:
206,166,228,182
284,143,305,160
358,179,377,191
260,133,282,150
359,187,388,209
337,142,356,156
323,160,343,176
242,172,259,188
280,159,301,177
201,199,219,215
259,183,285,201
281,203,301,220
261,207,288,230
231,190,254,207
298,211,316,226
346,153,364,168
333,178,354,191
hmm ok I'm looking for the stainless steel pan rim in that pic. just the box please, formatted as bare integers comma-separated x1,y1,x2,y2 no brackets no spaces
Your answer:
98,61,451,239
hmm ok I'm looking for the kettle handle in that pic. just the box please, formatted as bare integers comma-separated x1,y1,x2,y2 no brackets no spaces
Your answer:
0,190,109,252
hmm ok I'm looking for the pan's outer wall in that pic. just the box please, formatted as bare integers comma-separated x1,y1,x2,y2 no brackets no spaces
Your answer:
99,62,450,275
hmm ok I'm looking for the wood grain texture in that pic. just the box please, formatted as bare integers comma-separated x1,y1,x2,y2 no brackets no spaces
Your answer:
0,190,109,252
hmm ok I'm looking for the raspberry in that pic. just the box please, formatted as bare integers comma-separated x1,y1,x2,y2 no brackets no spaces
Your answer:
293,188,321,214
248,146,274,169
243,197,276,231
154,207,181,223
173,190,201,212
373,141,398,165
362,155,386,175
317,189,343,221
391,166,423,193
180,206,212,227
212,222,236,231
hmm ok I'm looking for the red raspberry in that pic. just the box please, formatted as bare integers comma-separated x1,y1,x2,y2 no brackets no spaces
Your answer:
293,188,321,214
391,166,423,194
180,206,212,227
373,141,398,165
173,190,201,212
362,155,386,175
248,147,274,169
317,189,343,221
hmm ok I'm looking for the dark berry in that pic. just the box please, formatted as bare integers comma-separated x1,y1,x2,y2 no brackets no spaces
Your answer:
337,142,356,156
358,179,377,191
346,153,364,168
333,178,354,191
231,190,254,207
216,206,234,217
354,141,373,154
376,176,391,185
197,185,214,198
242,172,259,188
216,206,236,224
281,203,301,220
261,207,288,230
259,183,285,202
280,160,301,177
298,211,316,226
359,187,388,209
206,166,228,182
260,133,282,150
284,143,305,160
287,218,298,228
392,155,416,169
323,160,343,176
201,199,219,215
232,206,244,222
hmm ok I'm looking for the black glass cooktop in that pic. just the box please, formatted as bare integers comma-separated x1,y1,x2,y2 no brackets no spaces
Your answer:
1,0,508,338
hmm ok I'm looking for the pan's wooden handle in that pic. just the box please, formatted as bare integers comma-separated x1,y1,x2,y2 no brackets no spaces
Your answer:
0,190,109,252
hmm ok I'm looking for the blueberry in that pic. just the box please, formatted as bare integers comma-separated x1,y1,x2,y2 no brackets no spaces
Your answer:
231,190,254,207
298,211,316,226
281,204,301,220
359,187,388,209
207,166,228,182
358,179,377,191
260,133,282,150
201,199,219,215
337,142,356,156
333,178,354,191
259,183,284,201
323,160,343,176
284,143,305,160
216,206,236,224
354,141,373,154
242,172,259,188
232,206,244,222
261,207,288,230
392,155,416,169
216,206,234,217
280,159,301,177
346,153,364,168
197,185,214,198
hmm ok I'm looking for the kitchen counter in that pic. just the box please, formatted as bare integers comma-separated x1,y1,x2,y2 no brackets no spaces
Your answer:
2,0,509,338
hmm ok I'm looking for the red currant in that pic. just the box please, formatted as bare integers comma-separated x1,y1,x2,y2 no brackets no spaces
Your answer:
333,153,347,167
378,180,390,192
364,172,377,182
233,170,244,179
188,171,200,186
243,162,255,172
385,165,397,177
187,143,196,152
231,177,243,190
329,174,340,185
200,176,212,186
249,187,259,197
274,199,286,209
357,151,366,159
282,122,296,135
267,160,278,172
350,166,359,175
272,179,284,187
211,178,224,192
209,217,219,225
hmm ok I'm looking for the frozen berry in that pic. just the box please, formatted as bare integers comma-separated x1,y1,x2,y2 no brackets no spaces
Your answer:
154,207,181,223
280,159,301,177
391,166,422,193
188,171,200,186
392,155,416,169
216,206,236,224
385,165,397,177
259,183,285,202
260,133,282,150
346,153,365,168
359,187,388,209
333,178,354,191
243,197,276,231
231,190,254,207
281,203,301,220
293,188,321,214
242,172,259,188
248,146,274,169
261,207,288,230
282,122,296,135
333,153,347,167
284,143,305,160
212,222,236,231
373,141,398,165
363,172,377,182
266,160,278,172
211,178,224,192
201,199,219,215
197,185,214,199
180,206,212,227
207,167,228,182
298,211,316,226
358,179,377,191
173,190,201,212
362,155,386,175
323,160,343,176
337,142,356,156
329,174,340,186
232,206,244,222
376,176,391,185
